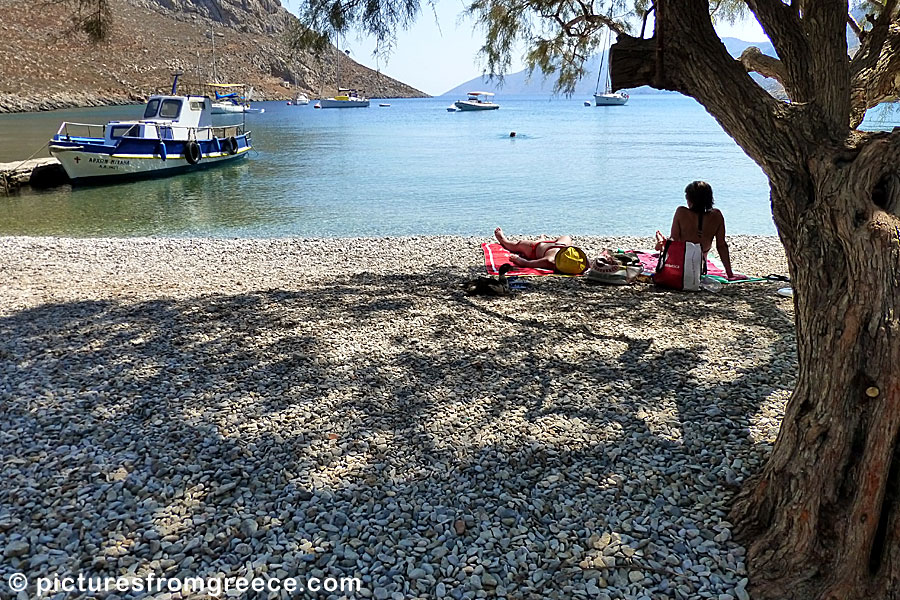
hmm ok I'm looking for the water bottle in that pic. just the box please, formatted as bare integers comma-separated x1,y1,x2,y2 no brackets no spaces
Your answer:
700,276,723,293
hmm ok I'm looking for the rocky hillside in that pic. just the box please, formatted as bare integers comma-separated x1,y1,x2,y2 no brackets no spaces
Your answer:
0,0,426,113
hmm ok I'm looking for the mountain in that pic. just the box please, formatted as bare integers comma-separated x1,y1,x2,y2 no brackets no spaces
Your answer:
0,0,426,113
442,37,778,97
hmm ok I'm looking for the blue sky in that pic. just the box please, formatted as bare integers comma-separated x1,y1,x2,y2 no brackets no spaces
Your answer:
280,0,770,96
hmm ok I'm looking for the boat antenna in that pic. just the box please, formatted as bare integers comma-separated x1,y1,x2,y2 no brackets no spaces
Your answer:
172,70,183,95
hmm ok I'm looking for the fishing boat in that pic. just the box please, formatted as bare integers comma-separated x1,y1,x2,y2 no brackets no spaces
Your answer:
49,73,252,184
593,32,628,106
454,92,500,111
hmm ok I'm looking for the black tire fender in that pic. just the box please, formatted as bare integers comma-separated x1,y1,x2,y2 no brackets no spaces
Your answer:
184,140,201,164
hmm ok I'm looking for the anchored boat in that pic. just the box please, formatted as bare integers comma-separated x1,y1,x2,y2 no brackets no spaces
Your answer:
319,88,370,108
454,92,500,111
49,74,252,184
593,31,629,106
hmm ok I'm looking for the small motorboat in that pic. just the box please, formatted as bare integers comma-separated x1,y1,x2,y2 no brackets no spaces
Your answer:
454,91,499,111
379,103,391,107
288,92,310,106
446,105,458,112
49,73,251,184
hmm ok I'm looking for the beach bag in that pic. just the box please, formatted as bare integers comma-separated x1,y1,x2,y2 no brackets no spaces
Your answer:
586,252,642,285
555,246,589,275
654,240,702,291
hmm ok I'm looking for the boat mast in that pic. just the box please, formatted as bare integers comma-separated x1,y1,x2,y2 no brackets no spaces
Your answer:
594,28,609,95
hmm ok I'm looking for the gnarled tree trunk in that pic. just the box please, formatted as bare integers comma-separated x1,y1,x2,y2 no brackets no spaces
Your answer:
731,138,900,600
611,0,900,595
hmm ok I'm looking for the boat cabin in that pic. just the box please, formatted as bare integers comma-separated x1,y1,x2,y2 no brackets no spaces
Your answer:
466,91,495,103
102,95,214,144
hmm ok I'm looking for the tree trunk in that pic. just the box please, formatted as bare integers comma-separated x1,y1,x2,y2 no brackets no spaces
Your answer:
731,138,900,600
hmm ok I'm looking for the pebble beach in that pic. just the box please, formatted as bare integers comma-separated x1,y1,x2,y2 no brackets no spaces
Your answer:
0,235,794,600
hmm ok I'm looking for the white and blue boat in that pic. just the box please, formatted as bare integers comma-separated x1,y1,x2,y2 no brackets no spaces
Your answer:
49,74,252,184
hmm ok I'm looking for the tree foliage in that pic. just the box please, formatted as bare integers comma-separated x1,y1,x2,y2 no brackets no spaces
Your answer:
50,0,112,42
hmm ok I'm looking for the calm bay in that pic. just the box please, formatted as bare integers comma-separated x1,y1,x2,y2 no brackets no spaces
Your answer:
1,94,792,237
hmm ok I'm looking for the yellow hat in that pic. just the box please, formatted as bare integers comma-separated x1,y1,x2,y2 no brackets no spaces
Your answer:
555,246,589,274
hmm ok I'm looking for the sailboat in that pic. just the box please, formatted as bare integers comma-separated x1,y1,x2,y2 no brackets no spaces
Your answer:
318,38,370,108
593,30,629,106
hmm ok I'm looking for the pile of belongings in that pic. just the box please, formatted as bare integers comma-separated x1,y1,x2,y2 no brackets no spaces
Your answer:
585,250,643,285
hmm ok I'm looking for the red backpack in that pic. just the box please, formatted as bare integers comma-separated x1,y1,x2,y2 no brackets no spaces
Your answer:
654,239,702,291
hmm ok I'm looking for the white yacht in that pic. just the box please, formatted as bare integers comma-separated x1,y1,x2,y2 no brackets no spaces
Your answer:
593,32,628,106
319,88,370,108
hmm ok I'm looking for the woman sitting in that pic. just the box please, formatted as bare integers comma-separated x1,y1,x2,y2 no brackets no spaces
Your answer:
655,181,742,280
494,228,581,272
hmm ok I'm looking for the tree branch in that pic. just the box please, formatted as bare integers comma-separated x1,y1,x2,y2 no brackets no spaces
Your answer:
610,15,787,171
743,0,819,104
848,14,863,41
739,46,788,87
559,12,627,36
801,0,852,127
852,0,899,67
850,20,900,127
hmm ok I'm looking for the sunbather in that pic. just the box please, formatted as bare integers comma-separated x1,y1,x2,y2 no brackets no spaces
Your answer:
494,228,573,271
655,181,743,280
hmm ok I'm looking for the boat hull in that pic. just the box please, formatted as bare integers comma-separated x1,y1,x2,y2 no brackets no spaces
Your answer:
319,98,370,108
593,93,628,106
211,103,264,114
454,100,499,111
49,137,251,184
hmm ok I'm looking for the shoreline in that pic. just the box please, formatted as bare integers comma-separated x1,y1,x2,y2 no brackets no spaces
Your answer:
0,235,793,599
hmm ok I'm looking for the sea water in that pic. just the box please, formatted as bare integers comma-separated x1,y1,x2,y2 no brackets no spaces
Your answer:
0,94,784,237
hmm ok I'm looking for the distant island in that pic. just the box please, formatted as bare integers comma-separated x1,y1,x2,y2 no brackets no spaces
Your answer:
441,38,779,97
0,0,427,113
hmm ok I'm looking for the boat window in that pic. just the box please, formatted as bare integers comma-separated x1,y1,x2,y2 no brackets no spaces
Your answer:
109,124,138,138
190,101,204,111
143,99,160,118
159,99,182,119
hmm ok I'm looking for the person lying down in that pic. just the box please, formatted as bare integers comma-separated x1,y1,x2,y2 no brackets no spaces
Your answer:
493,228,588,274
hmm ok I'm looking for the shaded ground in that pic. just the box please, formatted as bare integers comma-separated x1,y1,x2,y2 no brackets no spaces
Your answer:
0,236,793,599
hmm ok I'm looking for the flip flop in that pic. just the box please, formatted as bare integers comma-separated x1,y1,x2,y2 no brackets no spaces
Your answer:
765,274,790,282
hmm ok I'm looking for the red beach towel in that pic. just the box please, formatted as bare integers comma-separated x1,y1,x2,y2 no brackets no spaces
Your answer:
482,243,584,277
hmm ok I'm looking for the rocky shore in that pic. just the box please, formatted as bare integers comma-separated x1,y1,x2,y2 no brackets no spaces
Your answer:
0,0,426,115
0,235,793,599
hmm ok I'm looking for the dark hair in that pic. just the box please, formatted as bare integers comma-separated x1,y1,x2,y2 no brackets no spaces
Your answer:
685,181,714,213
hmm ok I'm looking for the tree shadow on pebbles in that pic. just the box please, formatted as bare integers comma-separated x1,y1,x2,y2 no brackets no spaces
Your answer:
0,271,795,599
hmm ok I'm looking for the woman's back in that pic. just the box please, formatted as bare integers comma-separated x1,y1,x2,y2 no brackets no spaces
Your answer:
671,206,724,253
